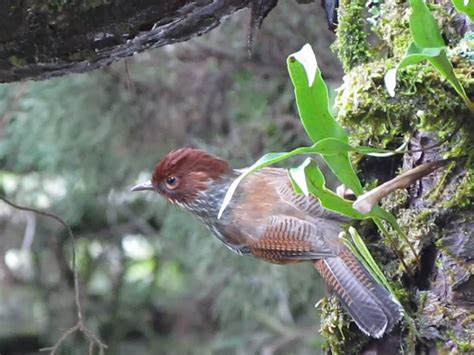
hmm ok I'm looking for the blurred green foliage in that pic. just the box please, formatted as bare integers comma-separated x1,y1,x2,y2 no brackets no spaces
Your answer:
0,2,340,354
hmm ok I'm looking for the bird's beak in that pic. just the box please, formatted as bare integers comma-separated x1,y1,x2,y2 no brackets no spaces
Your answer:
130,180,155,192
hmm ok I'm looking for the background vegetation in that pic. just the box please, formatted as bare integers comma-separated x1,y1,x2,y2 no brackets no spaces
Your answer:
0,3,341,354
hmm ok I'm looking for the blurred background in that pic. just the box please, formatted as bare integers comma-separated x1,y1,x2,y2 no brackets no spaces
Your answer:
0,2,344,354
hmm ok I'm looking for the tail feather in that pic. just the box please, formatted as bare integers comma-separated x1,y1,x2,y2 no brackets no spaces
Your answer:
315,248,403,338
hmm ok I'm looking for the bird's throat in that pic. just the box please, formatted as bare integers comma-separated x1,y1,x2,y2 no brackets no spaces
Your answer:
185,178,233,221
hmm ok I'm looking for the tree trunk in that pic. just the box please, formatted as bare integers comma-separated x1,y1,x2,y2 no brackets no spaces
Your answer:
323,0,473,353
0,0,260,82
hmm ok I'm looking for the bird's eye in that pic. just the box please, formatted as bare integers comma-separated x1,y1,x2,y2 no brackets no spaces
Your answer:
165,176,178,189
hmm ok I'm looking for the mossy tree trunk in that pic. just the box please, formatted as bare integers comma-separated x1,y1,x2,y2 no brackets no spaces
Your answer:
0,0,280,82
324,0,473,354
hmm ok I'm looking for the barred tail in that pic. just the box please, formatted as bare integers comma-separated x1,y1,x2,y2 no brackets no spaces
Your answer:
315,248,403,338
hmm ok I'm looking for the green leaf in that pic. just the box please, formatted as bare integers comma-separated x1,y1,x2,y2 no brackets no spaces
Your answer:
219,44,419,270
385,44,444,96
386,42,473,110
386,2,474,112
452,0,474,22
290,158,418,276
287,44,363,195
218,140,404,218
313,137,400,157
288,158,311,196
343,227,397,295
408,0,446,48
288,159,367,219
218,147,315,218
287,44,347,142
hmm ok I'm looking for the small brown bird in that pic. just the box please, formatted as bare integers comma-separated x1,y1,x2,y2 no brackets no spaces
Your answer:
131,148,403,337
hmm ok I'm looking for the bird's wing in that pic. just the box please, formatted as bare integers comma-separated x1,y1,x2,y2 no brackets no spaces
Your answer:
248,215,340,261
246,167,348,221
273,177,350,222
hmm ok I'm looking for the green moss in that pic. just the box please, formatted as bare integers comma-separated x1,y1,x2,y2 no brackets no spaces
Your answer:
8,56,27,68
444,330,474,353
373,1,463,57
380,188,409,215
330,1,473,352
458,341,473,353
443,167,473,210
318,297,369,355
47,0,65,11
392,281,410,303
318,297,346,354
28,0,62,12
84,0,104,9
332,0,371,71
390,213,426,268
67,49,98,62
427,161,456,203
455,32,474,62
335,58,472,157
373,0,411,57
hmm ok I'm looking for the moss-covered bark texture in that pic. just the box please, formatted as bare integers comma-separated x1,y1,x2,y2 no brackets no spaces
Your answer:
323,0,473,354
0,0,261,82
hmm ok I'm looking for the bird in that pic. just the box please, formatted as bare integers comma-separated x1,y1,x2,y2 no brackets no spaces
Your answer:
131,147,403,338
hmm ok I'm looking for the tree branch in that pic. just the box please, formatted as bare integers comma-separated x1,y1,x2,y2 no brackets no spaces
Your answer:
0,196,107,355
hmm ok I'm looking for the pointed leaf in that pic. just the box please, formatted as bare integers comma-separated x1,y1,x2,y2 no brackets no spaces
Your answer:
287,44,364,195
409,0,446,48
345,227,396,294
218,147,315,218
289,159,367,219
288,158,311,196
384,42,473,110
451,0,474,21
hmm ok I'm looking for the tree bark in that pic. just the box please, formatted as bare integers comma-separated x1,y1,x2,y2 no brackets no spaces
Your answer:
0,0,256,82
326,0,473,353
405,132,473,354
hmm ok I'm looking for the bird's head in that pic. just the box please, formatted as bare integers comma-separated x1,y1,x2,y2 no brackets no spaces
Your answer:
131,148,231,206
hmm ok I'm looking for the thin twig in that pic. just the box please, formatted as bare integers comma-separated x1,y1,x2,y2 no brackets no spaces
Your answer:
0,196,107,354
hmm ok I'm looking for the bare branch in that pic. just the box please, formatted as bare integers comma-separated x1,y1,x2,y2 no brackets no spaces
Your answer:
0,196,107,354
